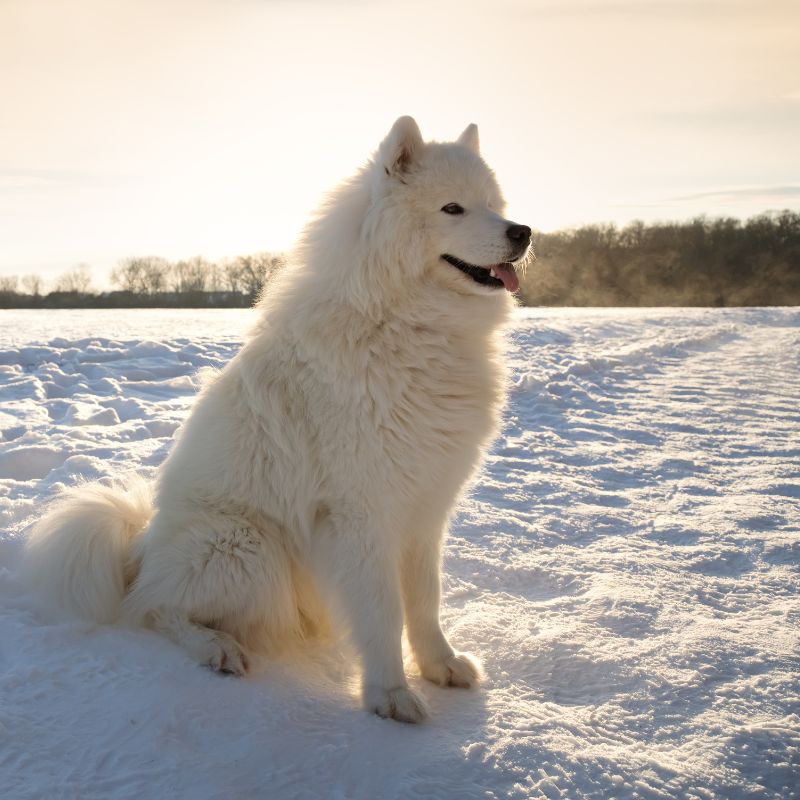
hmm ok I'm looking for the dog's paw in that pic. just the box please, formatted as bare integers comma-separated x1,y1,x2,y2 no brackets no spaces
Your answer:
206,632,249,677
364,685,430,724
420,652,481,688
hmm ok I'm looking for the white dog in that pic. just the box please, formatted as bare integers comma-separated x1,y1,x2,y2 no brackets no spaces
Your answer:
24,117,531,723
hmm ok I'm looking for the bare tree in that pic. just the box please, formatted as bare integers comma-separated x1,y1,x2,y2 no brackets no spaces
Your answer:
111,256,171,294
141,257,171,294
234,252,285,296
21,274,44,296
172,256,210,293
109,252,283,297
111,258,143,293
54,264,92,293
0,275,19,293
205,260,225,292
146,258,170,293
222,258,244,293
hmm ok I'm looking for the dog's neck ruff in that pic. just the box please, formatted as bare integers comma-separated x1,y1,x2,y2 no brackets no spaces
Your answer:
441,255,520,293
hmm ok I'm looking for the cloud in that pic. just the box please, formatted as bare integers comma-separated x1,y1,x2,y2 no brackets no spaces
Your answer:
0,169,122,194
669,185,800,203
647,100,800,130
610,185,800,221
512,0,793,17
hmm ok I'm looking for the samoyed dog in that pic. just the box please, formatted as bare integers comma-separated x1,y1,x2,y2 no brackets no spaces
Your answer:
24,117,531,723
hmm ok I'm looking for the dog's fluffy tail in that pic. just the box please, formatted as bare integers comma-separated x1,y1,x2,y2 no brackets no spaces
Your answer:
23,477,153,624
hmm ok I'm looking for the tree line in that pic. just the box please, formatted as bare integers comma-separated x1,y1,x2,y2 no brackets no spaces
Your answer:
1,211,799,308
0,253,285,308
518,210,800,307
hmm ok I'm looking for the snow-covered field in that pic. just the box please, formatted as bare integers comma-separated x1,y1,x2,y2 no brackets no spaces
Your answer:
1,307,798,800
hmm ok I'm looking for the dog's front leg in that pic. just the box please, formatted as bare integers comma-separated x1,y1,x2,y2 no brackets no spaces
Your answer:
401,535,481,689
310,524,429,723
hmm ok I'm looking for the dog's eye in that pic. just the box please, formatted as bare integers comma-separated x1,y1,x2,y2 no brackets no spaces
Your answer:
441,203,464,215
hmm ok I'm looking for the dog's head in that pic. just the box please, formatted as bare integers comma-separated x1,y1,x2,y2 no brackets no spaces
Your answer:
369,116,531,296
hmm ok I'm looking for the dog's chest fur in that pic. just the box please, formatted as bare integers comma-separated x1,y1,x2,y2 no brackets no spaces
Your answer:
290,305,508,512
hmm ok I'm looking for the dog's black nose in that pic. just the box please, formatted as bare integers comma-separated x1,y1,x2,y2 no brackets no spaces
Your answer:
506,224,532,246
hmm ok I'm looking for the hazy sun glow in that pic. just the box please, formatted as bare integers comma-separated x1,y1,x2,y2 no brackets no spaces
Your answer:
1,0,798,285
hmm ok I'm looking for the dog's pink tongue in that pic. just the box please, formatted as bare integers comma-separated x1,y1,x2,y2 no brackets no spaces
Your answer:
493,263,519,293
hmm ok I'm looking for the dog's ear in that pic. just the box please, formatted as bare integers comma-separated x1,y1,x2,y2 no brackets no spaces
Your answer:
380,116,423,176
457,123,480,155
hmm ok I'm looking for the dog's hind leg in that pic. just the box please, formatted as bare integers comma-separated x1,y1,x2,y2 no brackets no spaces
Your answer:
123,509,300,672
149,609,249,675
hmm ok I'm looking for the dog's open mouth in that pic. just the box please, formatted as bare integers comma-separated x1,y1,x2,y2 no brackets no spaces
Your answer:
441,254,520,293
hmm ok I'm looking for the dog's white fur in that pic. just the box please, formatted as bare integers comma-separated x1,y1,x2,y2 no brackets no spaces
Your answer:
24,117,528,723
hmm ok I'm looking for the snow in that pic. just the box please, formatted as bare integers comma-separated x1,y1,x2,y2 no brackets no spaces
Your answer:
1,307,798,799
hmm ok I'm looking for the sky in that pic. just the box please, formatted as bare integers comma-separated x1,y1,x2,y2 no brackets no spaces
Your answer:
1,0,798,287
